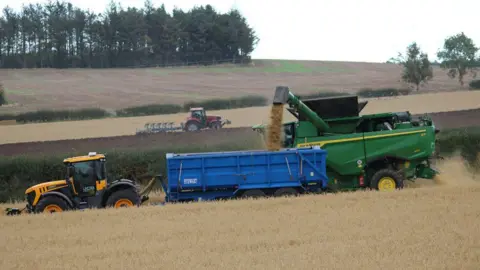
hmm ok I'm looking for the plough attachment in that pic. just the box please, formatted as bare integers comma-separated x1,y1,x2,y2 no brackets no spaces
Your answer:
136,122,185,134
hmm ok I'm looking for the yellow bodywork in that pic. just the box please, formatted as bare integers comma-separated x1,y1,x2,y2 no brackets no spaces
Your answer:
63,154,105,163
26,178,107,206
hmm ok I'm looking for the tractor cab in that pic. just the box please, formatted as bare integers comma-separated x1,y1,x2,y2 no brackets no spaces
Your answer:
13,152,156,215
64,152,108,198
189,107,207,126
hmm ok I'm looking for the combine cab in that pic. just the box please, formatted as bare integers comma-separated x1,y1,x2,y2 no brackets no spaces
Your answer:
136,107,231,134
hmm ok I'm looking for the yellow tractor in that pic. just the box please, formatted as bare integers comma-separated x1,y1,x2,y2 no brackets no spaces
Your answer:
5,152,157,215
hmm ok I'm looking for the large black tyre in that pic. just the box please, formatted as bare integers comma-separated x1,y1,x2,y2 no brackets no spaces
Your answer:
210,121,221,130
370,168,404,191
185,121,201,132
273,187,299,197
35,196,70,213
106,188,140,208
239,189,266,199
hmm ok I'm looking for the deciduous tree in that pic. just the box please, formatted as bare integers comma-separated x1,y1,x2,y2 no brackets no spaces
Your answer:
437,32,479,86
390,42,433,91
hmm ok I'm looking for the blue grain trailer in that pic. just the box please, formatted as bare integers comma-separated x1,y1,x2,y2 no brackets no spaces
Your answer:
160,146,328,202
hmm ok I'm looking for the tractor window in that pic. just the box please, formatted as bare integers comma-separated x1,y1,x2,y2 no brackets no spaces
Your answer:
192,110,204,119
94,159,106,180
72,161,97,195
72,162,95,181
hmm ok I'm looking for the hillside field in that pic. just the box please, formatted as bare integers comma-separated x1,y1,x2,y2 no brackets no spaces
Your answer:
1,90,480,144
1,156,479,270
0,59,476,114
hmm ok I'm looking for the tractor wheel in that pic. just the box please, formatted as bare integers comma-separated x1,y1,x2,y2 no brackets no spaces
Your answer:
106,188,140,209
185,121,200,132
273,187,299,197
210,121,221,130
370,168,404,191
239,189,266,199
35,196,69,213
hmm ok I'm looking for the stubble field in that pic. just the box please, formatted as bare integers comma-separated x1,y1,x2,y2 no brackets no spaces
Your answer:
0,60,473,114
1,157,479,270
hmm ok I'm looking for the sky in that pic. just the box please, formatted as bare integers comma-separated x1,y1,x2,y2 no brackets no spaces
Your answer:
3,0,480,63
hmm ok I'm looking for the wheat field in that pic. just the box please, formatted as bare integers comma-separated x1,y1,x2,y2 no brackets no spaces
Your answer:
1,157,479,270
2,90,480,144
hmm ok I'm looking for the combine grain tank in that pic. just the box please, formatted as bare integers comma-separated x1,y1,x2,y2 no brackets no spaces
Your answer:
160,146,328,202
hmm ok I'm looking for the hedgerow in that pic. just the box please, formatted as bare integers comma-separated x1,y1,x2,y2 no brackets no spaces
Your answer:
356,88,412,98
298,91,347,99
15,108,111,123
0,83,6,106
435,126,480,165
295,88,413,100
0,95,269,123
183,95,267,111
116,104,183,117
469,80,480,90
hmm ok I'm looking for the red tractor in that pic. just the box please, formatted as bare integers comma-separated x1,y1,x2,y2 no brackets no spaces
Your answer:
136,107,231,135
182,107,231,131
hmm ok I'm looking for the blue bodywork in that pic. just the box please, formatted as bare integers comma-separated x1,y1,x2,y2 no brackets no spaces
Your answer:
161,146,328,202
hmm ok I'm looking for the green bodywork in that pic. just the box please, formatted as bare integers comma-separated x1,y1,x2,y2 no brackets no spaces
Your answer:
254,86,440,191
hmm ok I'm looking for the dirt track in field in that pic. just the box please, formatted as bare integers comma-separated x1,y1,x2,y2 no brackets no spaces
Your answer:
1,108,479,157
0,60,473,114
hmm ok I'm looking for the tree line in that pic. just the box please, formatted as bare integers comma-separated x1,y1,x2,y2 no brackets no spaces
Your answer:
0,0,259,68
389,32,480,90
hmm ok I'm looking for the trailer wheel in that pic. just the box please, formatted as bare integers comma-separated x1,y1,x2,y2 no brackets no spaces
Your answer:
273,187,298,197
370,168,404,191
239,189,265,199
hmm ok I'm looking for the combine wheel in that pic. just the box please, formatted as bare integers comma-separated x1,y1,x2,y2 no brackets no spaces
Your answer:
35,196,69,213
239,189,265,199
106,189,140,208
370,168,404,191
273,187,298,197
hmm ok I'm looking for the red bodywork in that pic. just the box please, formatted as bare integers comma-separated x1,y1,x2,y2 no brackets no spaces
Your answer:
185,115,222,126
183,108,228,130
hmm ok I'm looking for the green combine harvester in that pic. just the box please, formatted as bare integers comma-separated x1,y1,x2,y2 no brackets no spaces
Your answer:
253,86,440,192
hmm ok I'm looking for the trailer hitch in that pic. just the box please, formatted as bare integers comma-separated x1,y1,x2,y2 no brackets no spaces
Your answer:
138,175,162,205
5,207,26,216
